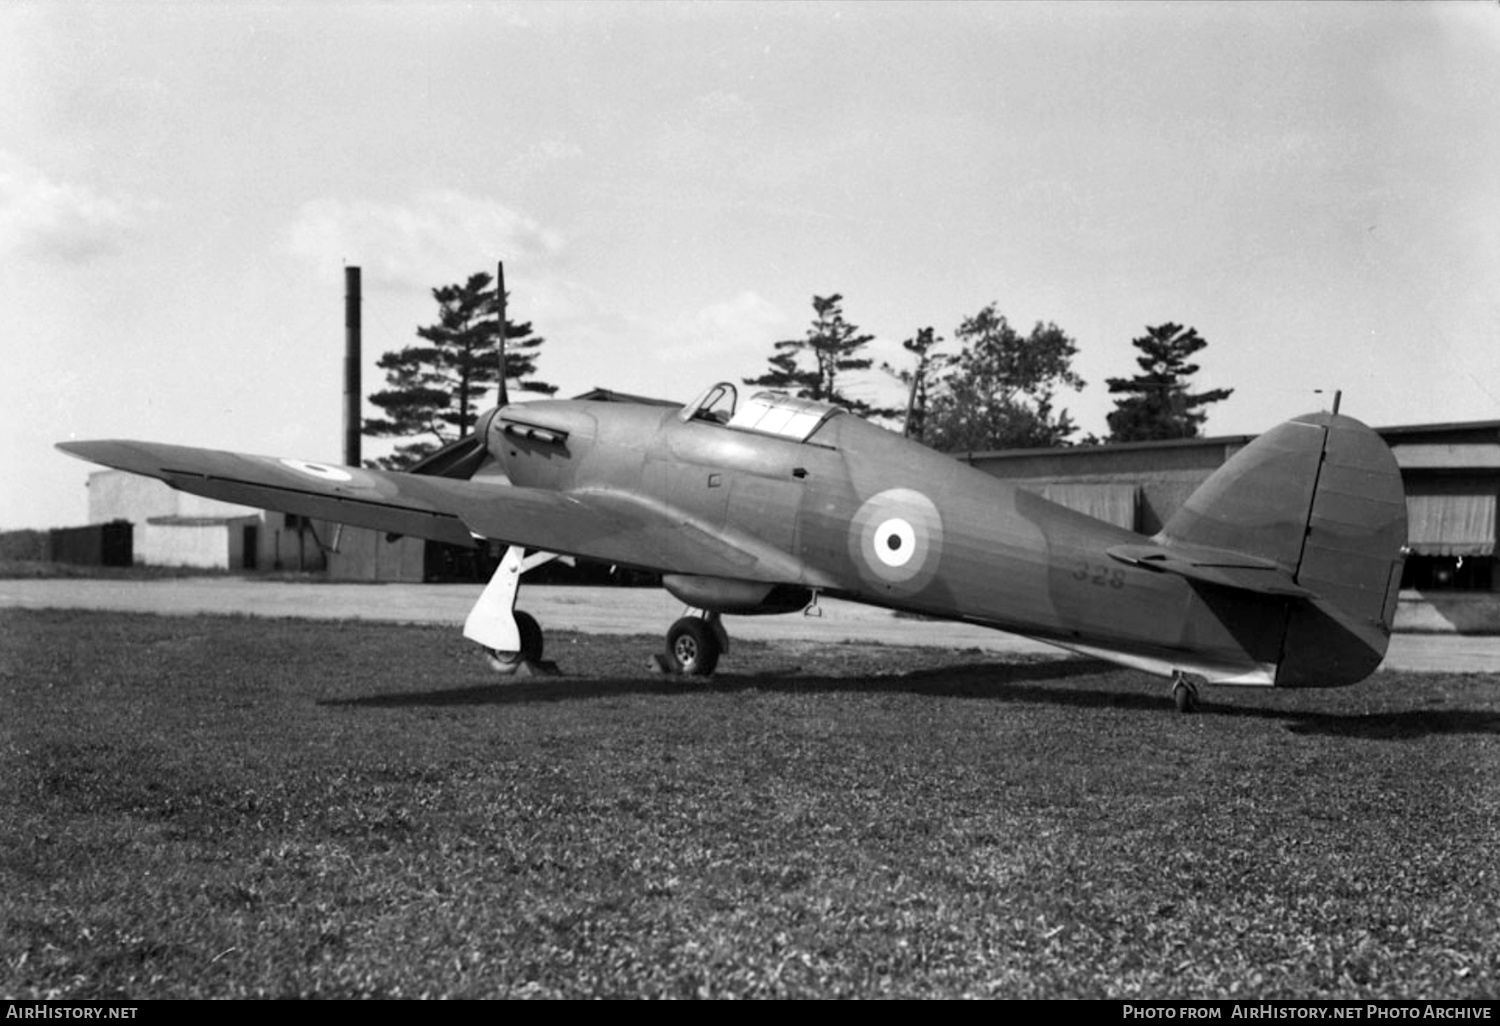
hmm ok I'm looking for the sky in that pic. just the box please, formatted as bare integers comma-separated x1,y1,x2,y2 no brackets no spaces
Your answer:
3,1,1497,529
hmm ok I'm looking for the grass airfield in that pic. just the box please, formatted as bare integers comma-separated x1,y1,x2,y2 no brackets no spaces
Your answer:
2,609,1497,999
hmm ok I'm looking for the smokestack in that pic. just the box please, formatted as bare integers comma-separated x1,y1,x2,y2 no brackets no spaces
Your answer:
343,266,362,467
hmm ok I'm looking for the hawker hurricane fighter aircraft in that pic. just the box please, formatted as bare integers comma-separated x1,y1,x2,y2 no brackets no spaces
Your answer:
59,382,1408,711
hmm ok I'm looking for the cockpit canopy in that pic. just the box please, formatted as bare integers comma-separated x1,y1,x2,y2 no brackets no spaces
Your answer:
681,383,843,443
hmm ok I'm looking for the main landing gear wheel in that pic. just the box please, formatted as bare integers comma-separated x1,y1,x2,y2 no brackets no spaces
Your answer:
514,611,544,662
485,610,545,671
666,616,721,677
1171,673,1201,714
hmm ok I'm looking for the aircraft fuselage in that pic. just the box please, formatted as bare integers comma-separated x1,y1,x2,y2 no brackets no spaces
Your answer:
491,398,1291,684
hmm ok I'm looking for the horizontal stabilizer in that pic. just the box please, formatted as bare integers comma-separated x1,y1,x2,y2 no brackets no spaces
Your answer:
1107,543,1313,599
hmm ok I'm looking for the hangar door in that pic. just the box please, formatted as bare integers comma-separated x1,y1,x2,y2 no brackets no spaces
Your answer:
1405,488,1496,557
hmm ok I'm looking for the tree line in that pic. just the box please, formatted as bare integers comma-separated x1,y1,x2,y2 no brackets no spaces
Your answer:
365,272,1232,468
745,293,1232,451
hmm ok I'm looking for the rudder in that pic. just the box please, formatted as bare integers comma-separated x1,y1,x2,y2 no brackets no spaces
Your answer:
1276,414,1408,686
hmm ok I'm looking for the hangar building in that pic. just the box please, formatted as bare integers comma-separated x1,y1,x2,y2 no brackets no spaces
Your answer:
83,469,326,572
960,418,1499,633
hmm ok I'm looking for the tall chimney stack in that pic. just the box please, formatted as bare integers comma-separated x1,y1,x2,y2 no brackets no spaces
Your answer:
343,266,362,467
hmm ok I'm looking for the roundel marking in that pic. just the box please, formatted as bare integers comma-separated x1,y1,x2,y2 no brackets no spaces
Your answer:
279,458,353,483
873,517,917,568
848,488,944,591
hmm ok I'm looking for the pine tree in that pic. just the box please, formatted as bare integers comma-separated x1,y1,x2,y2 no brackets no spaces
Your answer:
365,271,555,469
881,326,949,442
742,347,820,400
1105,323,1232,442
744,294,891,418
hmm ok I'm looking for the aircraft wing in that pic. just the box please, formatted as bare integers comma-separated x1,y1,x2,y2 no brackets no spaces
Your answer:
56,439,811,582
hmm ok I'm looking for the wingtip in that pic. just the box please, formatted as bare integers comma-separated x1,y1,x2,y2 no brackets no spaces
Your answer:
54,439,144,471
55,439,101,461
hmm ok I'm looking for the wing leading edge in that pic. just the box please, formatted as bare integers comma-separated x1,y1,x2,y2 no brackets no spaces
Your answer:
56,439,812,584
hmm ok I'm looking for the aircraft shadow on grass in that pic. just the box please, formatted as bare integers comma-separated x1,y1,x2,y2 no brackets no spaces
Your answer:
320,656,1111,709
1274,708,1500,740
319,659,1500,740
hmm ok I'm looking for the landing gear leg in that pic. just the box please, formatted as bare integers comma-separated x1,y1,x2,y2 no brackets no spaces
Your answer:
661,612,727,677
464,544,551,675
1171,671,1202,714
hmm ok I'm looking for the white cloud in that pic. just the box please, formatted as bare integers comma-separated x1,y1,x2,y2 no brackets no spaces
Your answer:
508,136,585,178
504,291,786,401
285,190,565,291
0,153,150,263
650,291,785,361
515,275,617,334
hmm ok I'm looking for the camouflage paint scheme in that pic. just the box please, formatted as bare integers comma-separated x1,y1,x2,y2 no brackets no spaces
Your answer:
59,383,1407,691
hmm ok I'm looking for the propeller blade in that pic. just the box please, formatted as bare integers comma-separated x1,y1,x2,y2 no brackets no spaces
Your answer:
496,260,510,408
404,409,501,480
403,434,489,479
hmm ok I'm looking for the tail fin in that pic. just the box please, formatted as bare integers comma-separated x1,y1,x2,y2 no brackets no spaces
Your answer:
1160,412,1408,687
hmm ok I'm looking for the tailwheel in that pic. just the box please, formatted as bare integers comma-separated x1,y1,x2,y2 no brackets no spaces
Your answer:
665,616,722,677
484,610,545,672
1171,672,1201,714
